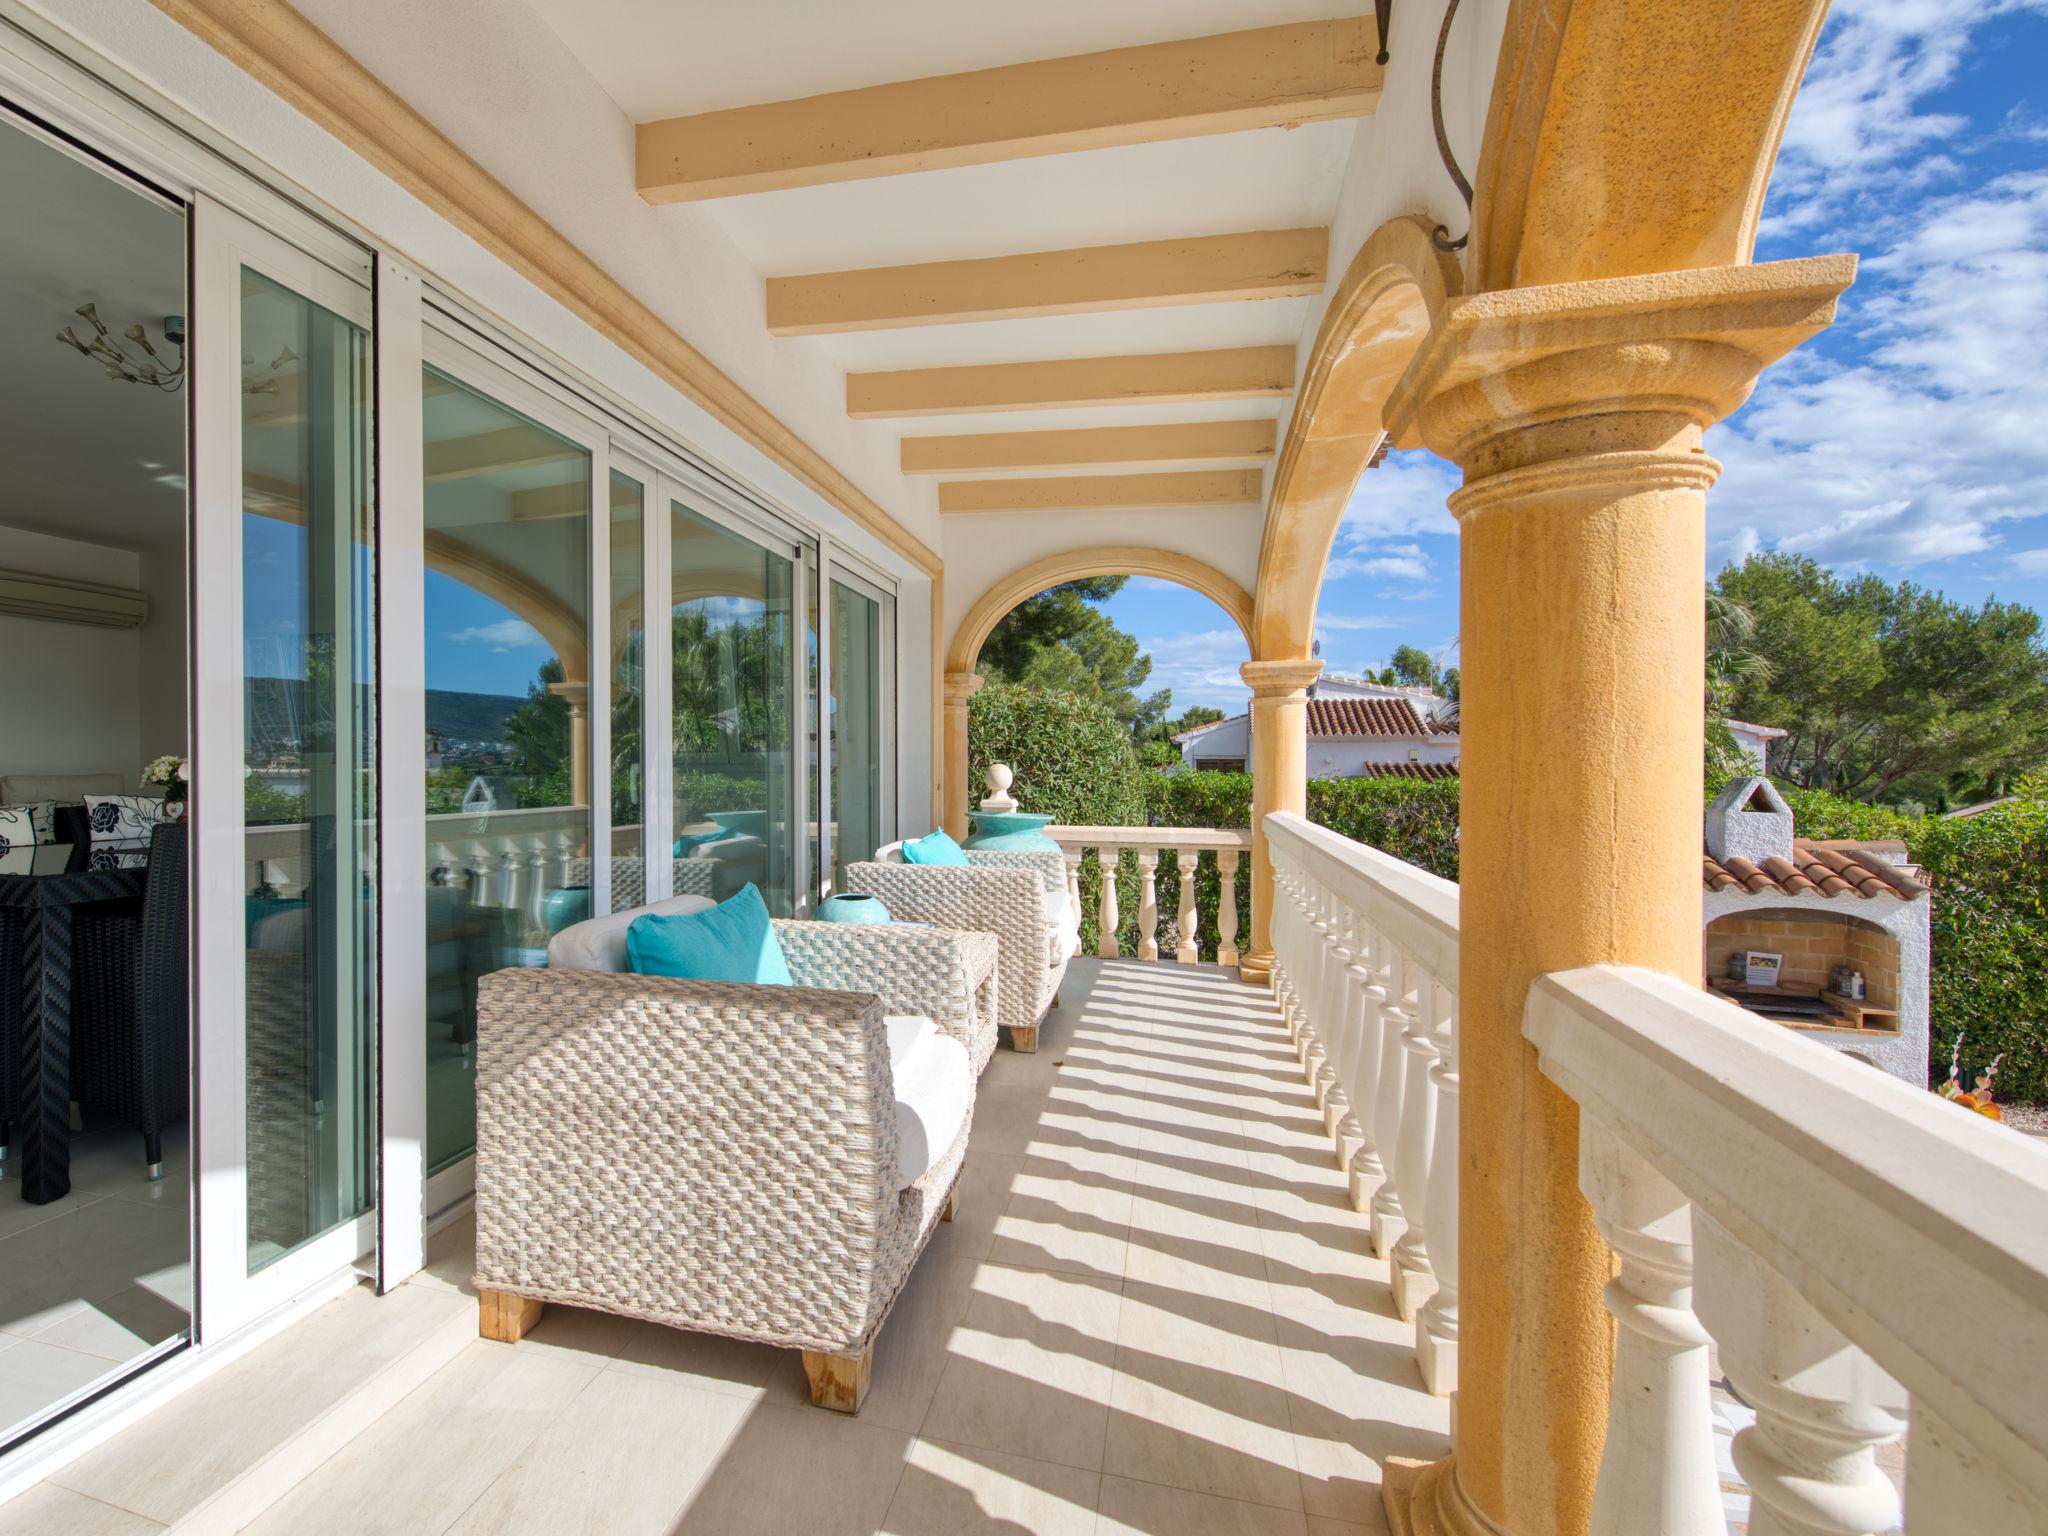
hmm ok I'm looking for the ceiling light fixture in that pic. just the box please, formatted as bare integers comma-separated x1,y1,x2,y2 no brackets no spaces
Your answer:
57,303,185,393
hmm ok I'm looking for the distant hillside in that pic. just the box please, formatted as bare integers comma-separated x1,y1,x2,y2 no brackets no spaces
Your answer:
426,688,526,743
245,677,525,746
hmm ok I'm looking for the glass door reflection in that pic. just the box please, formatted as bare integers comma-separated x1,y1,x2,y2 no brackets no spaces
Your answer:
419,365,591,1174
669,502,795,914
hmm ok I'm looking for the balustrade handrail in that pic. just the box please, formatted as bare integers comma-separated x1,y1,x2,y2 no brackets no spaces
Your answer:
1527,962,2048,1523
1265,811,1458,986
1047,825,1252,850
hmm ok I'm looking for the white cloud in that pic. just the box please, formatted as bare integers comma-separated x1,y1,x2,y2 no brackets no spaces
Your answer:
1764,0,2046,239
1337,450,1461,539
1139,627,1252,711
448,618,543,651
1314,613,1404,631
1710,167,2048,571
2012,550,2048,574
1326,541,1432,582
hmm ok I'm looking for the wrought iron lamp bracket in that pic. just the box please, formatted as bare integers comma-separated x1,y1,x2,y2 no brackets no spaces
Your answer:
1429,0,1473,254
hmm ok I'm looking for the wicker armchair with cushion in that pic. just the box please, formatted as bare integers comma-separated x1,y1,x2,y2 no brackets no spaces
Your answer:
470,898,991,1414
844,843,1079,1053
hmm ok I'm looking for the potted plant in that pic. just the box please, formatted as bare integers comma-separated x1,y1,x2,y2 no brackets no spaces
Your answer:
143,754,188,821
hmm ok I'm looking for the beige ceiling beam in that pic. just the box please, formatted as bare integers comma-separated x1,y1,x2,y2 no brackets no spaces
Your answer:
769,227,1327,335
636,17,1383,203
903,419,1275,475
424,426,583,484
939,469,1263,514
848,345,1295,418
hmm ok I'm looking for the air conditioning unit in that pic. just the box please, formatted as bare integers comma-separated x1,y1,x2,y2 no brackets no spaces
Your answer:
0,567,150,629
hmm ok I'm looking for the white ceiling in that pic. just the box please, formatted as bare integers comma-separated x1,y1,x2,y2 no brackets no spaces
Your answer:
525,2,1372,502
0,119,186,554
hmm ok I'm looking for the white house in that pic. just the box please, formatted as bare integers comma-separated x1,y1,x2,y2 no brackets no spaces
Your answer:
1177,672,1459,779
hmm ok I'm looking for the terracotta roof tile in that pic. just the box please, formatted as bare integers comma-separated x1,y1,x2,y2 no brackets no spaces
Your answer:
1701,838,1931,900
1343,761,1459,782
1308,697,1442,737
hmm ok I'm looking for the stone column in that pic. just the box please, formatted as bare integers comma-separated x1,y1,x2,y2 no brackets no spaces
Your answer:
1236,657,1322,984
1378,256,1853,1536
940,670,983,840
546,679,591,810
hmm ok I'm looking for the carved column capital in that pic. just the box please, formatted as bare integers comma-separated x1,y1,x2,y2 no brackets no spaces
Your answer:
1240,657,1324,700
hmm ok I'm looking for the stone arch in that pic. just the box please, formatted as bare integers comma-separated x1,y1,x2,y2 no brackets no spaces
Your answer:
938,545,1253,837
1470,0,1829,289
946,545,1253,676
1253,215,1463,659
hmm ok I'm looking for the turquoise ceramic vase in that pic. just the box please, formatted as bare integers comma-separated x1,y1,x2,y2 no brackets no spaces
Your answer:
818,891,891,924
964,811,1059,852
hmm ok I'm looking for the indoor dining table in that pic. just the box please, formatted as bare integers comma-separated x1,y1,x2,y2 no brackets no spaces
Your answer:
1,843,149,1203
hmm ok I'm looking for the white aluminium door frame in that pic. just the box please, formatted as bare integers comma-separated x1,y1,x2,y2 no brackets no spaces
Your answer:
412,316,613,1221
822,555,900,867
191,194,377,1340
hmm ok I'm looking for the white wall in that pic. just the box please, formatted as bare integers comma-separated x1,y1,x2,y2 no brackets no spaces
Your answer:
135,545,186,768
0,524,143,786
1306,737,1460,777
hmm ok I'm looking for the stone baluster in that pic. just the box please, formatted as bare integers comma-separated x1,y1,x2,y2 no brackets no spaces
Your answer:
1299,880,1334,1093
1368,941,1413,1258
1314,904,1356,1127
1217,848,1241,967
1579,1115,1722,1536
1348,921,1391,1217
1416,979,1460,1395
1271,855,1300,1036
1095,847,1121,959
1692,1214,1905,1536
1174,849,1200,963
466,844,491,909
1328,910,1371,1177
1063,849,1083,930
1389,969,1442,1322
1136,847,1160,961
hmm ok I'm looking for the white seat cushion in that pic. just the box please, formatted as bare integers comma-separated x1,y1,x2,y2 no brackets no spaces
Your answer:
889,1017,971,1192
1044,885,1082,960
547,894,717,973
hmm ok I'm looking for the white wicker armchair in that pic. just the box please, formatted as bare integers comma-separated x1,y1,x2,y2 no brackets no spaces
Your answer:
844,845,1079,1052
471,915,991,1413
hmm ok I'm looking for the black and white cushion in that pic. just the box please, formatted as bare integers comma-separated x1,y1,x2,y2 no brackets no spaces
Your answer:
0,799,58,844
0,803,42,856
88,843,151,870
83,793,169,845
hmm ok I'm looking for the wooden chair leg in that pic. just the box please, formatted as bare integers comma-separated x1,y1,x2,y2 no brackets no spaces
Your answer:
479,1288,544,1343
1010,1024,1040,1053
941,1185,960,1223
803,1343,874,1414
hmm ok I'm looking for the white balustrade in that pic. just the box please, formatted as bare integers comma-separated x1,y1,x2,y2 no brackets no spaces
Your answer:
1048,827,1253,964
1527,963,2048,1536
1264,813,1459,1394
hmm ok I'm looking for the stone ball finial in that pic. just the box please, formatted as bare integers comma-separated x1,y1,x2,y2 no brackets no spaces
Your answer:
979,762,1018,813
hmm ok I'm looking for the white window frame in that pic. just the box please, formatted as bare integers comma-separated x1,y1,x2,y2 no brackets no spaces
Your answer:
820,553,900,887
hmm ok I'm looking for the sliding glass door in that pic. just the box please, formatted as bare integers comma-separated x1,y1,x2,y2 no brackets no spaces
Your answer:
668,497,802,915
828,574,892,882
418,358,595,1178
194,197,379,1336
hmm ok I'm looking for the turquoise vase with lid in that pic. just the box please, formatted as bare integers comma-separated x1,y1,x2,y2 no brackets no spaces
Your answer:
818,891,891,924
964,810,1059,852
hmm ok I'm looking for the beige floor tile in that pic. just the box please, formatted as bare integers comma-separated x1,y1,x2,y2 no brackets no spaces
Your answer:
920,1263,1122,1471
443,1371,751,1535
879,1437,1100,1535
1273,1305,1449,1522
601,1310,795,1402
922,1149,1023,1264
412,1211,477,1297
1123,1174,1273,1312
26,1300,162,1364
52,1282,469,1525
988,1157,1133,1281
1094,1475,1310,1535
1307,1517,1381,1536
242,1339,598,1535
0,1482,164,1536
1103,1283,1301,1512
669,1401,914,1536
1253,1183,1388,1320
0,1339,123,1431
856,1252,985,1431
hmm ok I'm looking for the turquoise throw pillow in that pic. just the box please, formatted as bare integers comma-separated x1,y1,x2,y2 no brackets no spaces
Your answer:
901,829,970,867
625,883,793,986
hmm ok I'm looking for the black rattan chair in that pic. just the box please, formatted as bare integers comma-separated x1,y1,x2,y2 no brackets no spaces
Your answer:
0,903,20,1171
72,822,188,1178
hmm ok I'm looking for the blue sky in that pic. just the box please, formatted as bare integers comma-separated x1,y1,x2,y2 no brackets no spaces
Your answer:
1100,0,2048,715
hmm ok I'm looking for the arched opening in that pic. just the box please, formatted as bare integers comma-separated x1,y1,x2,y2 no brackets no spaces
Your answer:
1254,216,1462,661
1705,906,1902,1030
